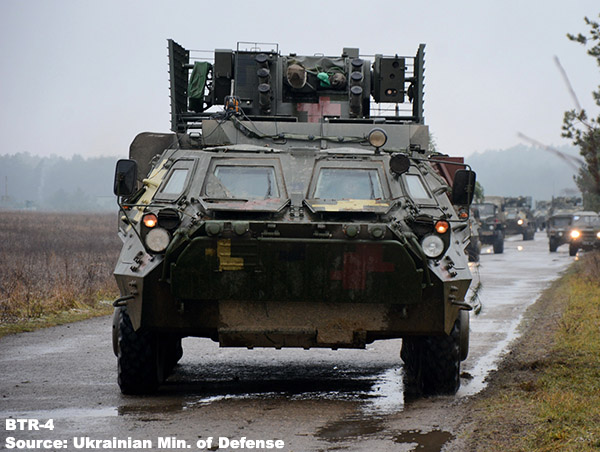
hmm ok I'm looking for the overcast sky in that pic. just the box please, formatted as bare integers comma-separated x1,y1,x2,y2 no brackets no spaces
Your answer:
0,0,598,159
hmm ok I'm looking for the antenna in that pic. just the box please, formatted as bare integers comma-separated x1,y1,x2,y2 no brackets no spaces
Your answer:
554,55,583,113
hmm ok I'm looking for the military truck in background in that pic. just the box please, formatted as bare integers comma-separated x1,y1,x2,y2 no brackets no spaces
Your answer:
547,212,574,252
503,196,535,240
566,211,600,256
472,196,505,253
546,196,583,252
112,40,476,396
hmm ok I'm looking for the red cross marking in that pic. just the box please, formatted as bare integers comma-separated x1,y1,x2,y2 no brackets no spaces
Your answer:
330,244,395,290
296,97,342,123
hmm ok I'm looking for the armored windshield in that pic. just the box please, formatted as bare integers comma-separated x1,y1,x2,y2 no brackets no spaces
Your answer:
206,166,280,199
314,168,383,200
572,215,600,227
474,203,495,218
505,208,520,219
551,216,572,228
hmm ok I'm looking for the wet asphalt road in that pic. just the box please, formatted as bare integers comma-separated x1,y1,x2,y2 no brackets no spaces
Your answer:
0,233,574,452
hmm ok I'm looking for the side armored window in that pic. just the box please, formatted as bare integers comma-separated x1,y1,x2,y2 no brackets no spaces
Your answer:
161,169,189,195
404,174,431,199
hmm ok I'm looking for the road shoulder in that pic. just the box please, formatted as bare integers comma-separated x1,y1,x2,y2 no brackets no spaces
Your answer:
449,253,600,451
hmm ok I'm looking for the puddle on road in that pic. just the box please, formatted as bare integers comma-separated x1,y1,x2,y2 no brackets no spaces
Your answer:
174,368,405,414
316,416,455,452
317,417,385,441
112,362,408,420
393,429,455,452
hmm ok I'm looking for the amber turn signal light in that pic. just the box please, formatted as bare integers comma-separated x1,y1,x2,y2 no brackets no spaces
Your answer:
143,213,158,228
435,220,449,234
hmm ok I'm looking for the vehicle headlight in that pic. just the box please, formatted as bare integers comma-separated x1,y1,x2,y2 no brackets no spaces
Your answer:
489,225,494,231
421,234,445,259
597,231,600,239
145,227,170,253
517,219,524,225
570,230,581,239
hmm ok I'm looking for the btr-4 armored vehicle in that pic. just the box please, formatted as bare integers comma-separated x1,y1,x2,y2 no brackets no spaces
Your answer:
112,41,476,396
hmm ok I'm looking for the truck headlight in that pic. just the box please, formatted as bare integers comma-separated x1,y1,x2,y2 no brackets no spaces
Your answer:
570,230,581,239
421,234,445,259
597,231,600,239
517,219,524,225
145,227,170,253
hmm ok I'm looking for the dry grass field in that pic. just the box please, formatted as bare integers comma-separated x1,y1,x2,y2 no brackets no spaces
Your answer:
0,211,121,327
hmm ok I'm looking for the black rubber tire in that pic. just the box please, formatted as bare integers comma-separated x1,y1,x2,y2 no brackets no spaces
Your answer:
493,236,504,254
163,337,183,375
549,238,558,253
117,309,162,395
401,319,461,396
569,244,578,256
112,308,121,357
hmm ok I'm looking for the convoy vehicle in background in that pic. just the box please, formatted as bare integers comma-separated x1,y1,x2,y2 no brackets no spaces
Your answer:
503,196,535,241
472,196,505,254
547,212,574,252
546,196,583,252
112,40,476,396
566,211,600,256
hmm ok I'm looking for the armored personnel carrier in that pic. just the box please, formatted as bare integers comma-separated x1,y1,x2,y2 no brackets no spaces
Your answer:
112,40,476,396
